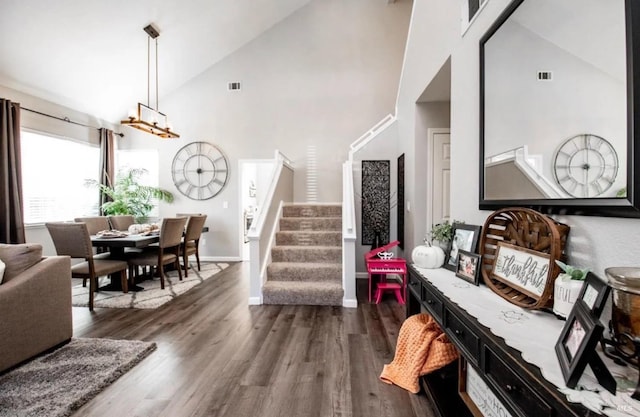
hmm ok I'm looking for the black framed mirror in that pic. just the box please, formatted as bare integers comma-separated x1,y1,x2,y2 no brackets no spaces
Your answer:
479,0,640,217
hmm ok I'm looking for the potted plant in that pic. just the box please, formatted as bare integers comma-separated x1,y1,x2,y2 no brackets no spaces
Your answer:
428,220,463,249
85,168,174,223
553,260,589,318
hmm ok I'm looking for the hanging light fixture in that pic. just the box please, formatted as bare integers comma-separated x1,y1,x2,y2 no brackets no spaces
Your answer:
121,24,179,139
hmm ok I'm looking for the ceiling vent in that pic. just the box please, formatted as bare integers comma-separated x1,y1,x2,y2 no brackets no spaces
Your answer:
228,82,241,91
537,71,553,81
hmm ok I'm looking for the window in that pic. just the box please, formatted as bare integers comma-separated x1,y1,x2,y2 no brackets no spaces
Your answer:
21,130,100,224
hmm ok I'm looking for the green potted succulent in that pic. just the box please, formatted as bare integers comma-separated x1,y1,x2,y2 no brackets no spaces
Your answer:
85,168,174,223
553,260,589,318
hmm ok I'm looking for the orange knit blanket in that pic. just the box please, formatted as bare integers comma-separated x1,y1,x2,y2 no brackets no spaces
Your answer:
379,313,458,393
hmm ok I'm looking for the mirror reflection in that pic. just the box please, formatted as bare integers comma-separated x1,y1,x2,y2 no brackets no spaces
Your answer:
482,0,626,201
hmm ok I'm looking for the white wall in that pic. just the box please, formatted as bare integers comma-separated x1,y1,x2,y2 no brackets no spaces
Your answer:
397,0,640,285
120,0,413,259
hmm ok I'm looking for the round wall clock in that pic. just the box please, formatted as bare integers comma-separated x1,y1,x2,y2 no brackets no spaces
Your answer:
552,134,618,198
172,141,229,200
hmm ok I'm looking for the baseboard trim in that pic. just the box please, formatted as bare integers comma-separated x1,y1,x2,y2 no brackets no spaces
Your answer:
342,298,358,308
248,297,262,305
200,256,242,263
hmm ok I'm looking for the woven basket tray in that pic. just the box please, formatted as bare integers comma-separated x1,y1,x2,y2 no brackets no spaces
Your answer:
479,207,570,309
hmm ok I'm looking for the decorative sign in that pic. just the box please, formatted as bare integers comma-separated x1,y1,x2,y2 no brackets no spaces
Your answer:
465,364,514,417
491,242,551,299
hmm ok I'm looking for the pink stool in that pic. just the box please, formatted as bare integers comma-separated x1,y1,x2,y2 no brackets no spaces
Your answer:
374,282,405,304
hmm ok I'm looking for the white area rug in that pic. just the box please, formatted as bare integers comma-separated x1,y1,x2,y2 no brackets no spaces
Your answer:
72,262,228,309
0,338,156,417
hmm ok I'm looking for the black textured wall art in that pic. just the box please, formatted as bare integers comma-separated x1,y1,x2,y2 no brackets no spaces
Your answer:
362,160,390,246
397,154,405,249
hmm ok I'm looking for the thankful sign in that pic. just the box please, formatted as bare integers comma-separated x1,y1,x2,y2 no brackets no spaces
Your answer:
492,242,551,299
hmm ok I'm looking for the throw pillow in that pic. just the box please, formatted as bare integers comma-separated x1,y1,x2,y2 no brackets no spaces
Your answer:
0,243,43,283
0,259,5,284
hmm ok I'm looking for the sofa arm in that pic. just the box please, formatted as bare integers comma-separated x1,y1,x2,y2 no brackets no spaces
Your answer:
0,256,73,373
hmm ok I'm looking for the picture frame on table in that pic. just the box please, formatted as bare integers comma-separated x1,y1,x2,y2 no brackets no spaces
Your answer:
576,272,611,318
455,250,481,285
444,224,482,272
554,302,606,389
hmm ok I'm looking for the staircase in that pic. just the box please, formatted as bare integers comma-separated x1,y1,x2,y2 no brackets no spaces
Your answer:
262,204,343,306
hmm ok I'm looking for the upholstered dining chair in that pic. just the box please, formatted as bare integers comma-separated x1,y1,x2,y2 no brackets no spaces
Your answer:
74,216,111,259
45,222,129,311
181,214,207,277
108,215,135,231
74,216,110,235
126,217,187,290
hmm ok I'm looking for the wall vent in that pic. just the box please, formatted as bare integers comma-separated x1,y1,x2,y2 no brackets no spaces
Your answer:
228,82,241,91
537,71,553,81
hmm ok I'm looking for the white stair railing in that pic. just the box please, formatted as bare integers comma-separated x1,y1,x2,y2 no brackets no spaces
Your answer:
342,160,357,308
247,150,294,305
341,113,398,308
485,146,568,198
348,114,396,161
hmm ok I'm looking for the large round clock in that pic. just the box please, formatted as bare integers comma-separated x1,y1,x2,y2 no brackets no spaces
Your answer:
171,142,229,200
552,134,618,198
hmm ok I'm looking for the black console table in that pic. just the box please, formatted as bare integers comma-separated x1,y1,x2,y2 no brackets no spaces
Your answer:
407,265,598,417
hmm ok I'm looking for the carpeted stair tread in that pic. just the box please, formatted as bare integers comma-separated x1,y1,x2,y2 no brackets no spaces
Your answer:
276,230,342,246
279,217,341,231
267,262,342,282
262,281,343,306
283,205,342,218
271,246,341,263
264,203,344,306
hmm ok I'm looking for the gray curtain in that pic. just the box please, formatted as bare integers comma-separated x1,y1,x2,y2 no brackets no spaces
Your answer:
98,128,115,215
0,98,25,244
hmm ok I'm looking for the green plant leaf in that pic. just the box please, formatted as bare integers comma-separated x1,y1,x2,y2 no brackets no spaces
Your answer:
85,168,174,221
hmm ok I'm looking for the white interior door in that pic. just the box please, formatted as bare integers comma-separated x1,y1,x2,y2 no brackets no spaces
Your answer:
430,129,451,229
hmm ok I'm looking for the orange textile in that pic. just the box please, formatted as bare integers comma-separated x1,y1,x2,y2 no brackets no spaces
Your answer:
379,313,458,394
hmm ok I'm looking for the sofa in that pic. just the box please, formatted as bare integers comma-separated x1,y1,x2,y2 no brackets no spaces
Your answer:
0,243,73,373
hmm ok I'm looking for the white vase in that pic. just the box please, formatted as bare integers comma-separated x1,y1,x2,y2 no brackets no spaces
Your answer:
553,275,585,318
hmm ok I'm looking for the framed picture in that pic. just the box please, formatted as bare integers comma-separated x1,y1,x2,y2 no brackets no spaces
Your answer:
576,272,611,318
455,250,481,285
490,242,551,299
555,303,605,389
444,224,482,272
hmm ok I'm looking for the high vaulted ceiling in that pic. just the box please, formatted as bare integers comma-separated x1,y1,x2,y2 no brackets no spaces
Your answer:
0,0,311,123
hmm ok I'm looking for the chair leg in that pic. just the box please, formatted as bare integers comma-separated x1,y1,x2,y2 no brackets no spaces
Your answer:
176,258,183,281
159,266,165,289
183,252,189,277
121,270,128,293
195,249,201,271
88,275,95,311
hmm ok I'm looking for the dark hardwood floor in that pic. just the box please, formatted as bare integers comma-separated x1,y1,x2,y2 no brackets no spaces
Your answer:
72,262,436,417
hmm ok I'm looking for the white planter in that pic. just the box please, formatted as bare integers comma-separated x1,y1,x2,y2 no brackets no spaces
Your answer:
553,275,585,318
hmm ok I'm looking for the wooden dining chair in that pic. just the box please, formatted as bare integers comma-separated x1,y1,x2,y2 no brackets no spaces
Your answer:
45,222,129,311
126,217,187,289
108,215,135,231
181,214,207,277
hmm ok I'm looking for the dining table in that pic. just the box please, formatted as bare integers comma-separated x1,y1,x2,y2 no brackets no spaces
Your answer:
90,226,209,292
90,233,160,291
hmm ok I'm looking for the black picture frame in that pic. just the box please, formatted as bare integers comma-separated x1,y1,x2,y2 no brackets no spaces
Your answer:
455,250,481,285
555,303,605,389
576,272,611,318
444,224,482,272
